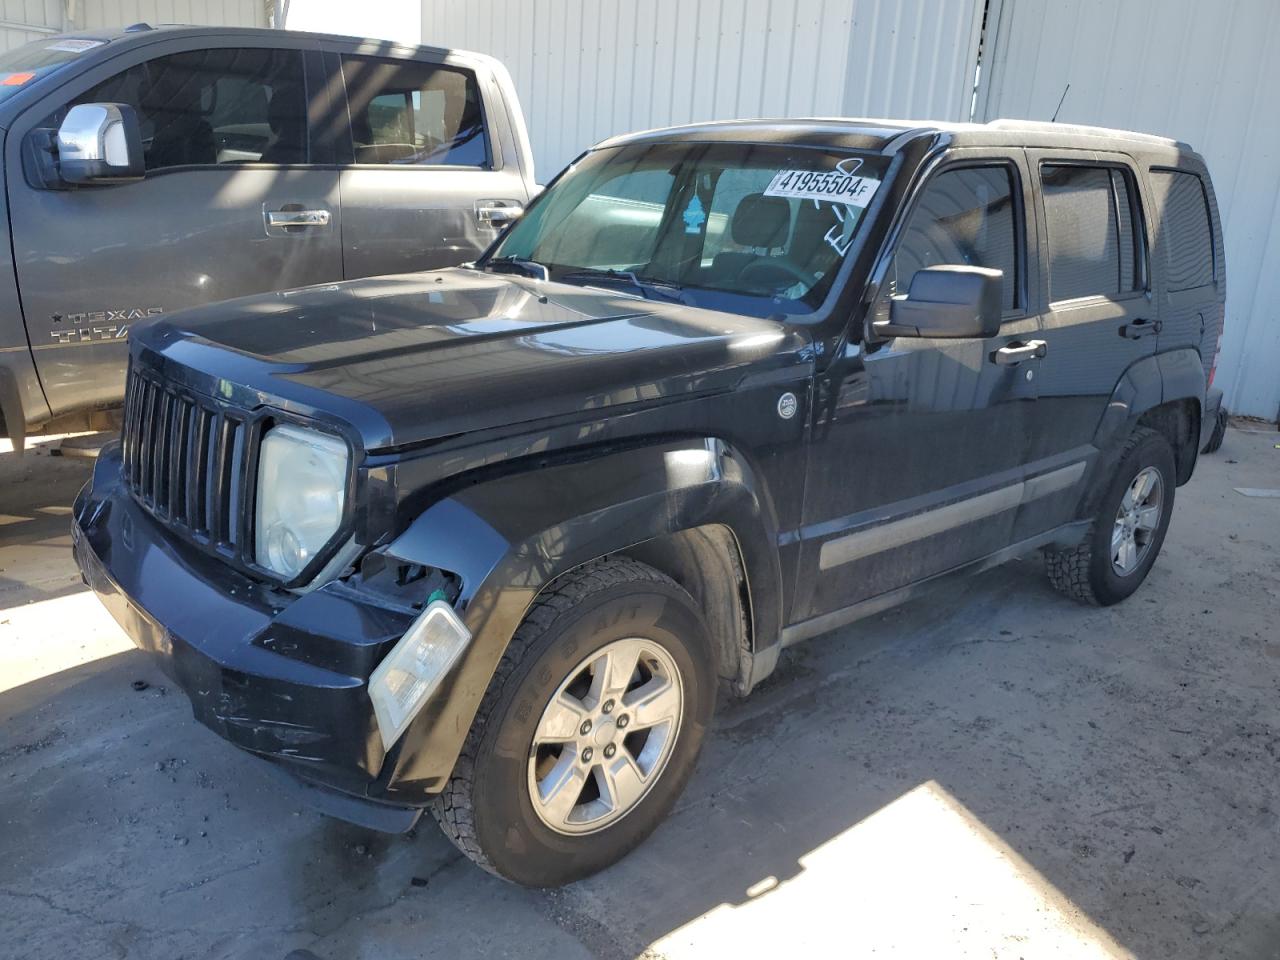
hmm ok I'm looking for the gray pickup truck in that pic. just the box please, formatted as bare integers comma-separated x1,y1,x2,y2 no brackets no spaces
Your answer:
0,24,535,449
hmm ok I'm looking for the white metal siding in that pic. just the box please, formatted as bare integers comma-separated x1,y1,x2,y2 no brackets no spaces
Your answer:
420,0,984,182
980,0,1280,419
74,1,265,29
1,0,59,50
1,1,264,51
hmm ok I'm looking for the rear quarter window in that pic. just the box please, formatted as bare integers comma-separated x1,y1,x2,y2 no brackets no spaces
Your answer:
1149,169,1215,291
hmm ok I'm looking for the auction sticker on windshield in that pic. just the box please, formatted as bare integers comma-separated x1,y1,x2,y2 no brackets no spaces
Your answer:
46,39,105,54
764,169,881,207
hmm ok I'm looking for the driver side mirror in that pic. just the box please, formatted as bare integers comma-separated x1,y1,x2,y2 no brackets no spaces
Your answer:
872,265,1003,339
56,102,144,185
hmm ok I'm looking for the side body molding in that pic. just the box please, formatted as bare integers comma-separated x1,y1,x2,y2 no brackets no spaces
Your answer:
374,437,784,800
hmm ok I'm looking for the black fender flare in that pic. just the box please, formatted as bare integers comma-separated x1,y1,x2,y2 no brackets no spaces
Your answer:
373,437,783,799
1085,347,1206,510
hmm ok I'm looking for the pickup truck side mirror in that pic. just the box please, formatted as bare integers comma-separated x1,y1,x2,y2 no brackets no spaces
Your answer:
873,265,1003,339
56,102,145,185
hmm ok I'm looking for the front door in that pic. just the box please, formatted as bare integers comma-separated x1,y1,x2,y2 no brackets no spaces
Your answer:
330,50,531,281
793,152,1043,624
6,41,343,416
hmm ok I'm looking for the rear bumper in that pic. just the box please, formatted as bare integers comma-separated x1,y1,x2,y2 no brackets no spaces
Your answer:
73,444,433,826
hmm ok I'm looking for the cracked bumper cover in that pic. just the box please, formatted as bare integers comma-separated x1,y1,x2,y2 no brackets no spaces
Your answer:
72,443,432,830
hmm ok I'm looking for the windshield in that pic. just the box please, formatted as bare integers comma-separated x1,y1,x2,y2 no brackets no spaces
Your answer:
0,37,106,104
486,141,889,317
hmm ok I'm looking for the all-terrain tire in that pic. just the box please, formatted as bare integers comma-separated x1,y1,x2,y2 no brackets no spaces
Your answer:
429,558,715,887
1045,427,1176,606
1202,408,1228,454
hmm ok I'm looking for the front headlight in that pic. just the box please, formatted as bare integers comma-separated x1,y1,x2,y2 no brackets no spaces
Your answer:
255,423,349,579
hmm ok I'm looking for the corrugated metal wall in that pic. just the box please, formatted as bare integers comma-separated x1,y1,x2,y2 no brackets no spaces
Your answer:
1,0,264,51
420,0,984,181
979,0,1280,419
75,1,265,29
1,1,60,51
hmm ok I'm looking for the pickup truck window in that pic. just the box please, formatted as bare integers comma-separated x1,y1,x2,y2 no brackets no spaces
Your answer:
340,56,488,167
71,47,310,169
488,141,889,316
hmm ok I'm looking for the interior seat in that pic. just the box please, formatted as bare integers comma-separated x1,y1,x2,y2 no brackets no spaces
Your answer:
258,82,309,164
708,193,792,286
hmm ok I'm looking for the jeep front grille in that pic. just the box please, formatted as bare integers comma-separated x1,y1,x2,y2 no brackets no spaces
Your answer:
121,365,250,552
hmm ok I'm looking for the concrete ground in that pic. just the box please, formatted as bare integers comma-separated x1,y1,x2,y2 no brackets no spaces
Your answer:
1,426,1277,960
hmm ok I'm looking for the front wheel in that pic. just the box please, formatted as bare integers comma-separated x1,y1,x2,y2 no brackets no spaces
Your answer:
1045,427,1176,606
430,559,715,887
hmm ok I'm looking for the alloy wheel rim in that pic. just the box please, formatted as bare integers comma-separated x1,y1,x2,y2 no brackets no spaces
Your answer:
1111,466,1163,576
527,637,684,836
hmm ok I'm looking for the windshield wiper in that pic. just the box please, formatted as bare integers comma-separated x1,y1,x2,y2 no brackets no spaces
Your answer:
483,255,549,281
559,269,689,304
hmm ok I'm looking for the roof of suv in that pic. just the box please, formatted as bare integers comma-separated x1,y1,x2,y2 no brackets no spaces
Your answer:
596,117,1193,157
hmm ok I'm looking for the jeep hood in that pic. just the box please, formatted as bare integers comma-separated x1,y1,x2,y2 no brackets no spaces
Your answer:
133,269,810,452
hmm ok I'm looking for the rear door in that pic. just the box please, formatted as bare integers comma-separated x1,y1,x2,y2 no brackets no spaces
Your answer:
1146,165,1223,384
1019,150,1155,535
328,47,531,280
6,38,343,417
794,150,1044,623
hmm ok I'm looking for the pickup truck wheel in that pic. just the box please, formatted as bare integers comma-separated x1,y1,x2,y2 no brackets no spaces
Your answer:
429,558,715,887
1044,427,1175,606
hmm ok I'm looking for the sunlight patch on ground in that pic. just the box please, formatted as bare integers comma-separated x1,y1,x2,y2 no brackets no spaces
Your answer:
0,589,133,694
649,780,1131,959
0,431,98,456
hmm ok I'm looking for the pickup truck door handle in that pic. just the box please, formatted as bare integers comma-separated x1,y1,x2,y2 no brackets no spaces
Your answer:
475,201,524,226
992,340,1048,365
265,208,331,228
1119,318,1162,339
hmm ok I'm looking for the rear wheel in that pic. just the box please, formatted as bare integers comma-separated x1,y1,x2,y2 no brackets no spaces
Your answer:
430,558,715,887
1045,427,1176,606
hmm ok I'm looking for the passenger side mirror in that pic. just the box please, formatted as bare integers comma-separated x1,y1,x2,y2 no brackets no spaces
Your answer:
873,265,1003,339
56,103,144,184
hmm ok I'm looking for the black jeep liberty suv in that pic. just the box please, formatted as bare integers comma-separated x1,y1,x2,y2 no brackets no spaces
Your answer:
74,118,1225,886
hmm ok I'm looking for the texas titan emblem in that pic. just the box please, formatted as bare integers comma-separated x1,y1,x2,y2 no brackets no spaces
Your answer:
50,307,163,344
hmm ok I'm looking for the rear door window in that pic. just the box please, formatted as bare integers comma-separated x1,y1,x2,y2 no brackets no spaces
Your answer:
1042,163,1144,302
1149,170,1215,290
75,47,310,169
889,164,1022,312
340,56,488,167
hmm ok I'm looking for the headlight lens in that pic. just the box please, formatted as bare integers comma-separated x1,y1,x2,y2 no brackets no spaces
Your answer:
254,423,349,579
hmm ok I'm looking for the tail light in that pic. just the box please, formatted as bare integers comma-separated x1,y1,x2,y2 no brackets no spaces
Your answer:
1208,332,1224,388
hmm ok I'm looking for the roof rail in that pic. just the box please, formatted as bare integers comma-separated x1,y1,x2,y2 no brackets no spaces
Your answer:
123,22,153,32
985,117,1179,146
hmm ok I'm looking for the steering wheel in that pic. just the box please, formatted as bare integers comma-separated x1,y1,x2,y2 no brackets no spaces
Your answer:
737,257,816,292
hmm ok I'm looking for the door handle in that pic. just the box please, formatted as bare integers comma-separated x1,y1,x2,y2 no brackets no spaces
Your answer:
1119,318,1162,339
992,340,1048,365
265,208,331,228
475,201,524,226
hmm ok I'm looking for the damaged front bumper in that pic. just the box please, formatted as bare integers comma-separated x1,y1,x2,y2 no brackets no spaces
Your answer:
72,443,448,832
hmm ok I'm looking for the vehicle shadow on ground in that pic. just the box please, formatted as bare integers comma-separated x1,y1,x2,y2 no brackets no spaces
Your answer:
550,545,1280,960
3,438,1278,959
0,441,94,606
